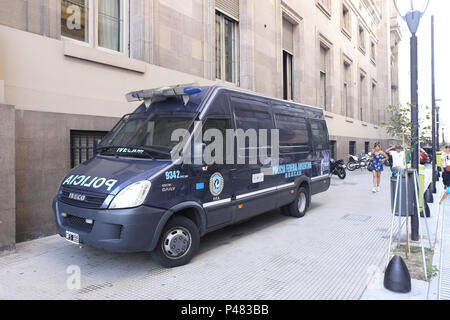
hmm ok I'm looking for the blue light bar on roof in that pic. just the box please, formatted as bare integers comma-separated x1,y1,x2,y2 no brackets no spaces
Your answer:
125,83,201,102
184,87,202,95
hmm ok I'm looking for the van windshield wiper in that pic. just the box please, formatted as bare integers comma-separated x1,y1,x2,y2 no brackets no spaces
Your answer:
96,146,171,159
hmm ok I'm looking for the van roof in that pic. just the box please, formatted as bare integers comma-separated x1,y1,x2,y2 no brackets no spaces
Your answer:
127,84,324,117
211,85,325,114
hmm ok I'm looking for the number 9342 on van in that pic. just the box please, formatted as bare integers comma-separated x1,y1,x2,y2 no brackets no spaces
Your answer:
53,84,331,268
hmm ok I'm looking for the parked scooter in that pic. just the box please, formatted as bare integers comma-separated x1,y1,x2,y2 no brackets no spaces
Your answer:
330,159,346,179
347,154,370,171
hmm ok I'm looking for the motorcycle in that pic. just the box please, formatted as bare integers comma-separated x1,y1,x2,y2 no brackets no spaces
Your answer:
330,159,346,179
347,154,369,171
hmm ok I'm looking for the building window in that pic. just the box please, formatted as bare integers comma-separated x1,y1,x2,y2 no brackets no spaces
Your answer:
215,11,239,84
283,51,293,101
342,3,351,37
343,60,351,117
61,0,128,54
70,130,108,168
330,140,337,159
365,142,370,154
358,25,366,53
370,41,376,63
359,72,366,121
317,0,332,17
61,0,89,42
371,82,377,124
349,141,356,156
282,17,294,100
319,44,329,111
98,0,124,52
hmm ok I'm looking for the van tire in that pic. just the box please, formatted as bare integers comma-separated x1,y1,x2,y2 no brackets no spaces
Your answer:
151,215,200,268
283,187,309,218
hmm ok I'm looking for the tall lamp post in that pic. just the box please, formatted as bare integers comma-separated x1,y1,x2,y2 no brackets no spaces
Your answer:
436,101,441,150
431,15,436,193
393,0,430,241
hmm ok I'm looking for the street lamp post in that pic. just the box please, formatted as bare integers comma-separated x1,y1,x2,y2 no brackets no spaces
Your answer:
436,105,440,149
431,15,436,193
393,0,430,241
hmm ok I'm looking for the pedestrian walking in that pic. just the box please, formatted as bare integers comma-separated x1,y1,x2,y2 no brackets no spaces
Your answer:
386,144,407,173
370,142,388,193
442,145,450,188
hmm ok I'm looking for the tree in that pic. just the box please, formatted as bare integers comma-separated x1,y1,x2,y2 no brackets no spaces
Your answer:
381,103,431,146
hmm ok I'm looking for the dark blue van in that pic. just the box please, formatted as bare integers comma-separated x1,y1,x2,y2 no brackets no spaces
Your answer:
53,84,330,267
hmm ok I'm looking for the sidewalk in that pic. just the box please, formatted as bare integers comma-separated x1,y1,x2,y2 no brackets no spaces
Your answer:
361,175,448,300
0,170,399,300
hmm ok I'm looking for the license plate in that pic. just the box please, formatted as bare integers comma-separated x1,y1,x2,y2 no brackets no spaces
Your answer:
65,231,80,244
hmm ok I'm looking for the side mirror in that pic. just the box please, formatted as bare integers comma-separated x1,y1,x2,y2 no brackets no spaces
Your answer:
93,138,103,154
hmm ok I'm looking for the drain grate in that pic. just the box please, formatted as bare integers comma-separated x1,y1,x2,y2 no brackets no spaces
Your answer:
342,214,371,222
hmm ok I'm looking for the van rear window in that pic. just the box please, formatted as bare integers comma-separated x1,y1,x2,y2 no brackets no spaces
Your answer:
310,120,329,151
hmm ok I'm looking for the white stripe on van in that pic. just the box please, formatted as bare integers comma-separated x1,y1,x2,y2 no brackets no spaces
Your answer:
311,174,330,181
235,182,295,201
203,198,232,208
202,183,295,208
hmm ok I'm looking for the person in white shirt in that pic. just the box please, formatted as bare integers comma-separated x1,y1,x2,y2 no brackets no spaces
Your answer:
386,145,407,173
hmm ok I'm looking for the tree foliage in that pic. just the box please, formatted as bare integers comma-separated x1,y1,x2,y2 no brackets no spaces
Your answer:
381,103,431,144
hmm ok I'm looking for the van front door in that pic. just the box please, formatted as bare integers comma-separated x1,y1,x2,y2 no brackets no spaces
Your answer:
199,115,236,231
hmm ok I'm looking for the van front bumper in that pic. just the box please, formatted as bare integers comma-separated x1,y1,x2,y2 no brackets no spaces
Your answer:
53,198,166,253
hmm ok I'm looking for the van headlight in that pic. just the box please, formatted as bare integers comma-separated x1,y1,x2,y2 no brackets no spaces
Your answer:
109,180,151,209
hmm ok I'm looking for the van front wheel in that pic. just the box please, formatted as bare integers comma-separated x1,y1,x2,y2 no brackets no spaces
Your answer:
151,215,200,268
283,187,309,218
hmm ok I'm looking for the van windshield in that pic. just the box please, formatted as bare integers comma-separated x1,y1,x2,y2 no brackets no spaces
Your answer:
98,96,205,159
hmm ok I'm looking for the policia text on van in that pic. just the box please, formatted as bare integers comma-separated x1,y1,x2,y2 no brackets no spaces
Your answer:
53,84,331,267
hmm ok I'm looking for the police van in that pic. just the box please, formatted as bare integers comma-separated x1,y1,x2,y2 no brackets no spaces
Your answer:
53,84,331,267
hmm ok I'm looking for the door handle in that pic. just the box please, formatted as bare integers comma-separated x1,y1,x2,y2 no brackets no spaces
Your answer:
230,169,237,181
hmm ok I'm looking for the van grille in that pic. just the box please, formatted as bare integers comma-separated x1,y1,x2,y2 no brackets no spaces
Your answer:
59,187,108,209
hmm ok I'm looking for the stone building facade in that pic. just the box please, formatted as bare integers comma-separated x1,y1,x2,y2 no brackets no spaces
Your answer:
0,0,401,253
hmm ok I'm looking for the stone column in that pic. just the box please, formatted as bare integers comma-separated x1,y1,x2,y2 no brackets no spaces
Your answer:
0,103,16,255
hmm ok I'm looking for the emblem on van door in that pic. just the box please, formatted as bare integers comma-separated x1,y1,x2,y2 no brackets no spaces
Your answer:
209,173,224,197
68,193,86,202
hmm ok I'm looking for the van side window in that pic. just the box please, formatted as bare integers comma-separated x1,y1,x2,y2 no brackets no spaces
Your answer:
231,97,273,162
203,118,230,137
275,114,310,154
231,97,273,131
203,118,231,161
310,120,329,151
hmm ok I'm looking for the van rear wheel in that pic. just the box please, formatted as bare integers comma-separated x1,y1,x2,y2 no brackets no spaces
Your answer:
283,187,309,218
151,215,200,268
